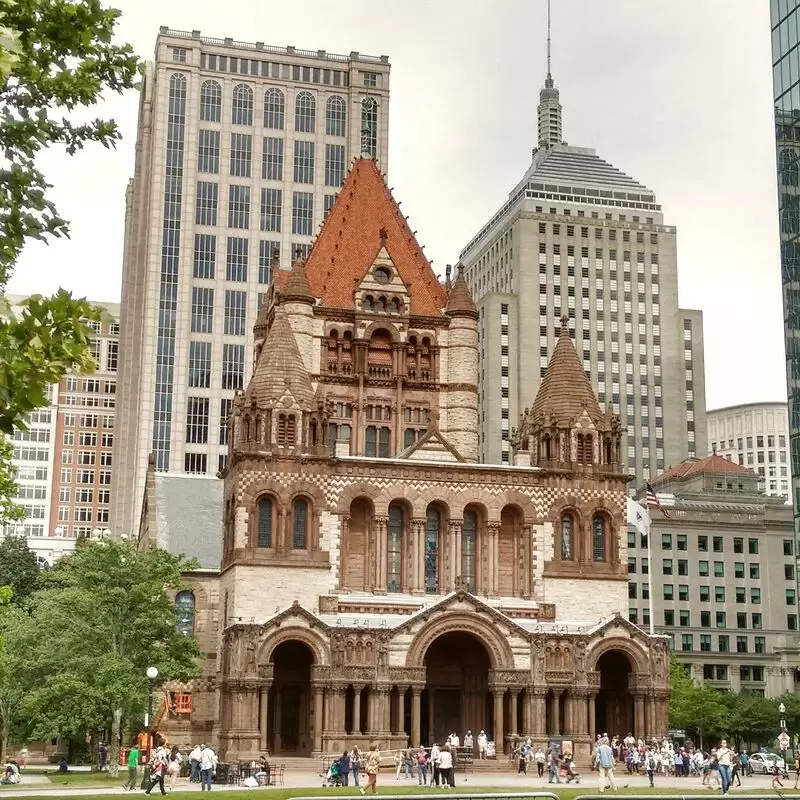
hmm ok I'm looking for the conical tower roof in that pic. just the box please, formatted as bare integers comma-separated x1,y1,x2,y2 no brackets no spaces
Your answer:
532,316,603,425
246,306,314,407
445,265,478,319
281,252,315,304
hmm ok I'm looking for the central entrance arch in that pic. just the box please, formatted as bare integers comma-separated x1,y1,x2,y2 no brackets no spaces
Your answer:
269,640,314,755
595,650,634,736
422,631,491,745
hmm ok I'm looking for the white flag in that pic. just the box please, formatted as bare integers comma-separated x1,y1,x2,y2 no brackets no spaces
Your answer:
626,495,650,537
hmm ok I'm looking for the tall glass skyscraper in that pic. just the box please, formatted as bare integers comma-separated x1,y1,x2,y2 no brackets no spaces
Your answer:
771,1,800,537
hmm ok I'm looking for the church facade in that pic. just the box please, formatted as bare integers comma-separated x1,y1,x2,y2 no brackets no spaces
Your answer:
149,158,669,761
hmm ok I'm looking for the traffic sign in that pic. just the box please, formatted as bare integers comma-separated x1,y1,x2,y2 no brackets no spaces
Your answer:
778,732,790,749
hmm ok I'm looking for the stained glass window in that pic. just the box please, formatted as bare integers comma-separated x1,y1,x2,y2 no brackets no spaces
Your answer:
175,591,195,636
425,507,440,593
462,510,477,590
387,505,403,592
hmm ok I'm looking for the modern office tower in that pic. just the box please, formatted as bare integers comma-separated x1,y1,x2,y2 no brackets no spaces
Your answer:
707,402,791,499
458,64,706,480
112,28,391,536
629,455,798,697
4,297,120,567
771,1,800,533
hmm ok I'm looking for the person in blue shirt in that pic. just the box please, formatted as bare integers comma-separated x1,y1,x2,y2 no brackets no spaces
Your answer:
594,737,617,793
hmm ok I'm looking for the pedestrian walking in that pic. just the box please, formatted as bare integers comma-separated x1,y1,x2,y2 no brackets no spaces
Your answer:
350,747,362,787
166,746,182,791
535,747,545,778
438,745,455,788
122,745,140,791
595,736,618,793
645,749,656,788
416,746,428,785
188,745,201,783
716,740,733,796
359,743,381,795
199,744,217,791
145,747,167,796
339,751,351,787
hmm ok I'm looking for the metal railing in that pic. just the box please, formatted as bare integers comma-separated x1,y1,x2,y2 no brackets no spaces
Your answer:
298,794,560,800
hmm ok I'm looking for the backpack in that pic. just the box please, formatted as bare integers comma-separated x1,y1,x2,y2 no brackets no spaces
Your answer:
648,757,656,770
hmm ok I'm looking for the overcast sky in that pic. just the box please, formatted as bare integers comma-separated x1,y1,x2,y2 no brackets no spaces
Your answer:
7,0,784,411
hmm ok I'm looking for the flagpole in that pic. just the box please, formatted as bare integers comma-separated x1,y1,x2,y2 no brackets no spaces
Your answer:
646,511,654,635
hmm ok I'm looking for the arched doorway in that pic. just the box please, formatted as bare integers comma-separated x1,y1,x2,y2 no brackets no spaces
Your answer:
269,641,314,755
595,650,634,737
422,632,491,745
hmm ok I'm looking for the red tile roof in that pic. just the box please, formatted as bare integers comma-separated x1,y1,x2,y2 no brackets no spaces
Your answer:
445,266,478,319
302,158,447,316
651,453,753,485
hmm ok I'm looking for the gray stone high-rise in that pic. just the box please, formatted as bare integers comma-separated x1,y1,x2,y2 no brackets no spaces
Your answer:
457,68,706,482
112,28,390,536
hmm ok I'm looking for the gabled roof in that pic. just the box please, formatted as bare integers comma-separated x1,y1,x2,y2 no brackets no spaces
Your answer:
532,317,604,425
281,254,315,304
245,306,314,407
651,454,753,485
302,158,448,316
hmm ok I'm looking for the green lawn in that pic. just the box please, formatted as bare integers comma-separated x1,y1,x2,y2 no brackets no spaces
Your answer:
4,788,798,800
44,771,125,786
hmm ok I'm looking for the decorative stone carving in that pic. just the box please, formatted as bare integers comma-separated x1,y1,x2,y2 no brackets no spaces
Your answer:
544,669,574,685
539,603,556,620
389,666,426,685
489,669,530,687
319,595,339,613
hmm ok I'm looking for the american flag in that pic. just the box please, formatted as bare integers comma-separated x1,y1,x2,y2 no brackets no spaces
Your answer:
645,482,671,518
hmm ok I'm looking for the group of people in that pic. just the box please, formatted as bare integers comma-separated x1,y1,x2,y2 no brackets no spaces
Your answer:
329,743,381,794
393,743,458,787
123,743,218,794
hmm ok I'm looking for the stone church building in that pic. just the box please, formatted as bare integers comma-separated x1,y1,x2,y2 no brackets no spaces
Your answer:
143,157,669,761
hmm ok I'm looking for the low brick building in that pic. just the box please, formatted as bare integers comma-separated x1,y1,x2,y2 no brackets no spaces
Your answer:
142,157,669,761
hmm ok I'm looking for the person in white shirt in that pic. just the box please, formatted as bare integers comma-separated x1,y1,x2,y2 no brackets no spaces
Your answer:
199,745,218,792
477,731,488,760
188,745,202,783
430,743,440,786
463,731,473,751
450,733,460,749
438,746,454,788
716,740,733,795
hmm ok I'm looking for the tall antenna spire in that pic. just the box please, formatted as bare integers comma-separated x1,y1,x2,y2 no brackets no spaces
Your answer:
537,0,563,149
546,0,552,78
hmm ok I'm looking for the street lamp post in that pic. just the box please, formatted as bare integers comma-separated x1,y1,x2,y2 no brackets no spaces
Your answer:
141,667,158,789
779,702,789,776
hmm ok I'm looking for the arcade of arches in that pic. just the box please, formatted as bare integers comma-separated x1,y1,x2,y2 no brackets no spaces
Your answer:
224,623,668,761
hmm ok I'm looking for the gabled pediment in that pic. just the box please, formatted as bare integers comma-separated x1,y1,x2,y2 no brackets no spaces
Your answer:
354,244,411,316
392,589,531,640
262,599,331,635
588,610,663,642
396,425,464,463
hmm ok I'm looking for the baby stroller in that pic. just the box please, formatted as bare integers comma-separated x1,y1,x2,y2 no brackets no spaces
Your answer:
322,758,343,787
564,755,580,784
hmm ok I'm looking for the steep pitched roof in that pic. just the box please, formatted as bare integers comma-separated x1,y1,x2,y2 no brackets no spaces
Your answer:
445,265,478,319
651,454,753,485
302,158,447,316
245,306,314,407
532,317,603,425
281,253,315,303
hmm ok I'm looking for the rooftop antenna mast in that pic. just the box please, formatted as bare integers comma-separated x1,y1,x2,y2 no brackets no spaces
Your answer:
546,0,552,78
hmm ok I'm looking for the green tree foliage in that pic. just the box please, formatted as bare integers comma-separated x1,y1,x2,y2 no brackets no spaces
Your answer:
668,656,729,746
724,691,779,751
0,0,141,437
0,604,31,764
0,439,23,525
0,534,40,604
16,541,202,776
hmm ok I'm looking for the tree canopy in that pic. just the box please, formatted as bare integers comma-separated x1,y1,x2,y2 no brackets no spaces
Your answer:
14,540,202,775
0,0,141,473
0,534,40,604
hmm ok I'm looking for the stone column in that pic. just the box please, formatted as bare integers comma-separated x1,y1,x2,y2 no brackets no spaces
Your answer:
487,523,500,594
550,690,561,735
374,516,388,593
522,524,533,598
522,689,531,736
333,684,348,736
375,686,391,737
353,685,363,735
313,687,324,755
338,516,350,589
634,693,645,739
532,689,547,738
259,685,271,751
274,687,282,752
509,689,520,737
492,688,505,752
647,695,656,739
411,688,422,746
572,690,588,735
588,692,597,740
563,692,573,735
396,688,407,736
448,520,462,590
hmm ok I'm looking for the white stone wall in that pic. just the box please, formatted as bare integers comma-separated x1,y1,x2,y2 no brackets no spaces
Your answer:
443,317,479,461
283,301,317,375
544,577,628,624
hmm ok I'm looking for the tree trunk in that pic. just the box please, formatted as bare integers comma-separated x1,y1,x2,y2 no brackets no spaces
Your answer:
108,707,122,779
0,714,8,766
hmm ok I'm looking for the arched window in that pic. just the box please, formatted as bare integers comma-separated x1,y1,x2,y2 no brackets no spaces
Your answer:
561,514,573,560
425,507,441,593
175,591,195,637
462,510,478,591
592,515,606,562
199,80,222,122
387,505,404,592
232,84,253,126
577,433,593,464
293,498,308,549
263,87,285,129
276,413,297,446
257,497,273,547
781,149,799,186
326,95,346,136
295,91,316,133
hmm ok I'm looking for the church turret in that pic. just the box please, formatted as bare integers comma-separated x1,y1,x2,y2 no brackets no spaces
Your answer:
511,316,622,470
279,250,316,374
444,265,479,461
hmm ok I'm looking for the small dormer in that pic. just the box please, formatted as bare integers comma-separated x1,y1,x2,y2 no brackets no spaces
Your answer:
354,229,411,317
